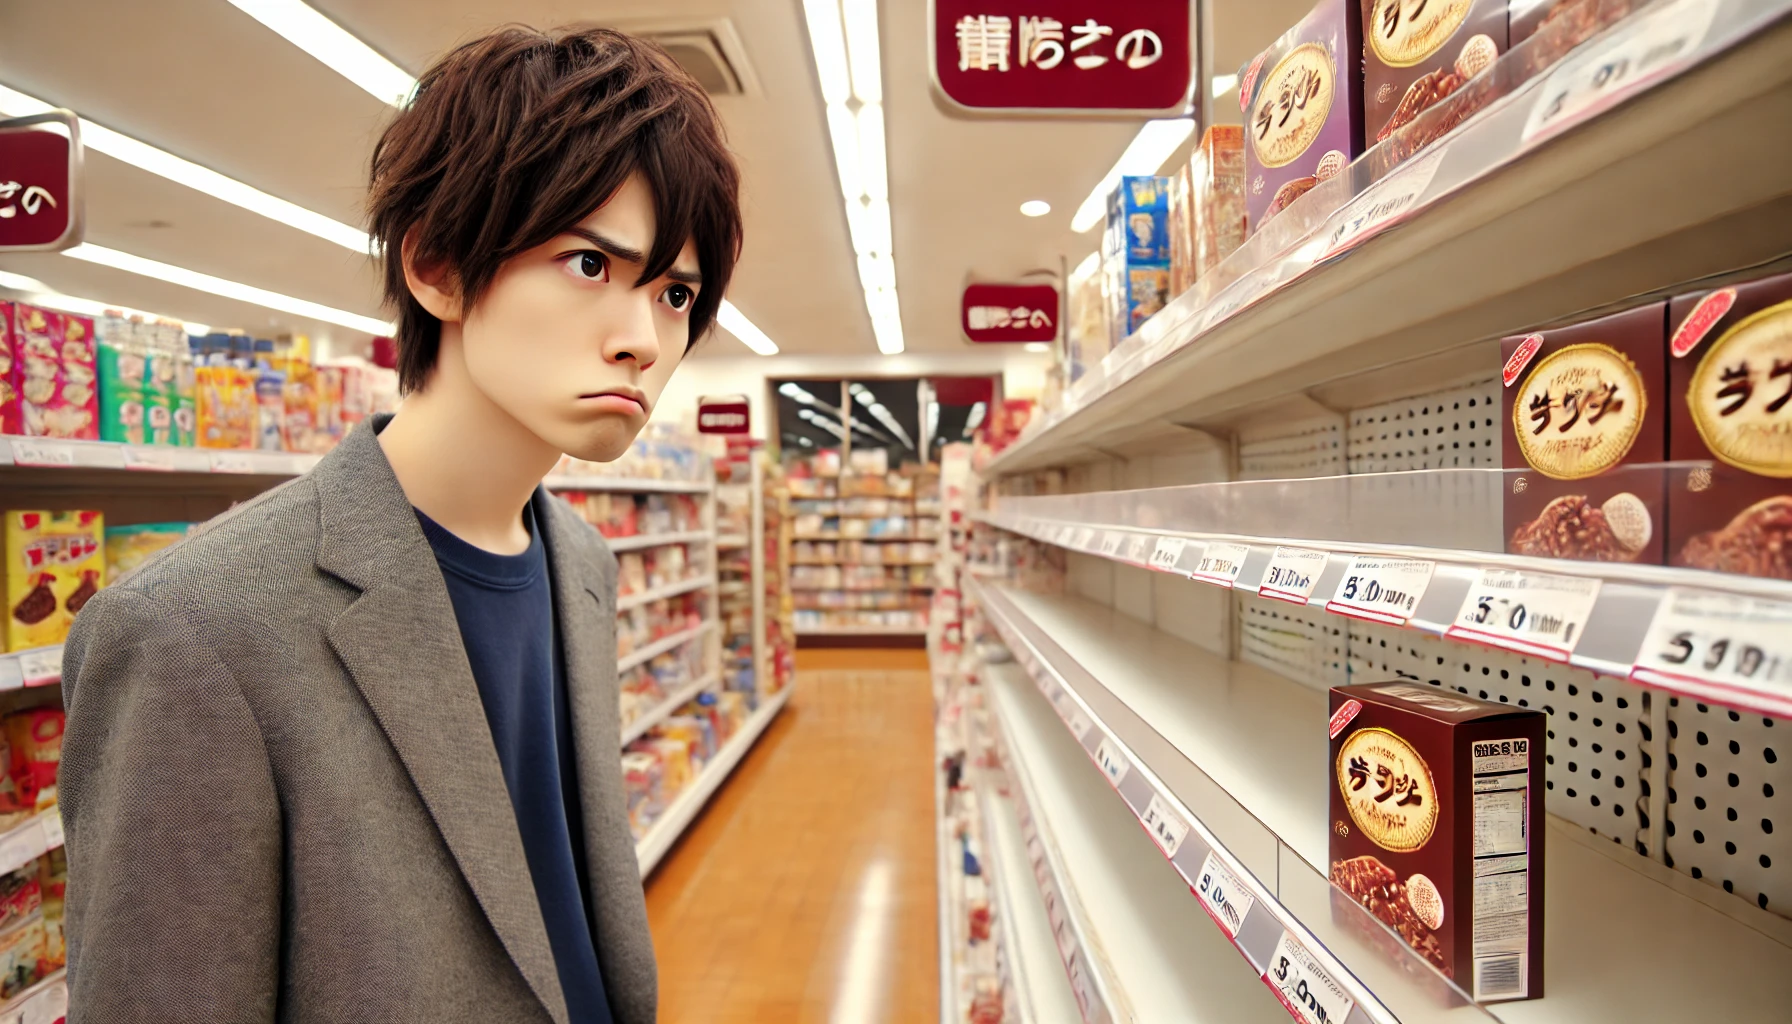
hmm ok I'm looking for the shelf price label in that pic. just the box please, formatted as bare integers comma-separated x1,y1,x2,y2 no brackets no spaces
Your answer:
21,980,68,1024
1522,0,1719,144
1257,547,1329,605
1446,568,1601,661
1630,588,1792,718
1191,542,1251,587
1098,531,1124,557
210,452,255,474
9,440,75,467
1123,532,1153,565
1141,792,1190,858
1194,850,1258,939
1326,556,1435,626
1263,931,1356,1024
1095,734,1130,786
1319,144,1447,260
121,445,176,471
16,647,60,687
1070,527,1095,552
39,808,61,849
1149,536,1188,572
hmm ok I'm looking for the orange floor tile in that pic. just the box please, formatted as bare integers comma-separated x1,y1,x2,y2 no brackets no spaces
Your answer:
645,647,939,1023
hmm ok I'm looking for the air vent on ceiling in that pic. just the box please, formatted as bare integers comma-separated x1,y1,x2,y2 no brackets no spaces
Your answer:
636,20,758,97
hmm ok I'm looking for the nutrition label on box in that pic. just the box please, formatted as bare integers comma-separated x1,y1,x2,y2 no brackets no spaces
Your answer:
1471,737,1531,1000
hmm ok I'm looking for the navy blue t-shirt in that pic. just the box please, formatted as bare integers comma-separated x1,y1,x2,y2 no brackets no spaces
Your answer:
418,506,611,1024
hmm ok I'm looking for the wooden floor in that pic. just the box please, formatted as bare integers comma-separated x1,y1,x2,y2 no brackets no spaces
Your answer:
645,648,939,1023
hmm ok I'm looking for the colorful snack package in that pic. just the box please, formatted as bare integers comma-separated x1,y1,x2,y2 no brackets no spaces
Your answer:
5,511,104,651
37,848,65,976
97,312,150,444
104,522,189,584
0,915,42,999
4,708,63,811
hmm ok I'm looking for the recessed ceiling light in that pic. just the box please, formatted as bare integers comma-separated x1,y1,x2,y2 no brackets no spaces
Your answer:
1023,342,1050,352
1019,200,1051,218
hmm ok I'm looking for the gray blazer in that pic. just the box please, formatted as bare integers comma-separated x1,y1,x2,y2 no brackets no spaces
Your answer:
59,418,656,1023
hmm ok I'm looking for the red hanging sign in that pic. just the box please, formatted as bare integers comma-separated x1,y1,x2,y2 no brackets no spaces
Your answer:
0,112,83,252
697,394,751,435
962,283,1058,343
930,0,1197,115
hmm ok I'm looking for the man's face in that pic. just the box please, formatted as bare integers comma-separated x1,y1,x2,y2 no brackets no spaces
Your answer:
457,172,698,462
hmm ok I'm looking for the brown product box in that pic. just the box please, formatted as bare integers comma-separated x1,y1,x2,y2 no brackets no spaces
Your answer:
1667,272,1792,578
1240,0,1364,234
1330,682,1545,1001
1168,164,1196,298
1501,303,1667,564
1363,0,1509,146
1192,126,1247,278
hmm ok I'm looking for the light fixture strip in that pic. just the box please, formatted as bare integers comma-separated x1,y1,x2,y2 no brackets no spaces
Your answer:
224,0,415,106
1069,118,1198,234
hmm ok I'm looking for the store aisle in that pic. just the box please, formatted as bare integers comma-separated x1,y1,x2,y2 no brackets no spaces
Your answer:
645,648,938,1023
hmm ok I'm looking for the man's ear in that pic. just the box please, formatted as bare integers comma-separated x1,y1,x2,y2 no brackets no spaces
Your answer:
402,233,462,323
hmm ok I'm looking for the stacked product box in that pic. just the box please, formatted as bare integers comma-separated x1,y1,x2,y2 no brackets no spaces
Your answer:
4,510,104,652
1240,0,1364,233
1192,126,1248,278
1066,256,1107,383
1667,271,1792,578
1501,304,1666,563
1329,683,1546,1002
5,304,99,440
1362,0,1507,156
1102,175,1172,348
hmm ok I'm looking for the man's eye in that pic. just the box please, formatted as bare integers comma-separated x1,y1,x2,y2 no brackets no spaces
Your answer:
663,284,694,311
567,251,609,281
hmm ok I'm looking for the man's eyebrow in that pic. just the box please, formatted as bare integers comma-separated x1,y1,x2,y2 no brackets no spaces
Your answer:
565,227,645,265
665,267,702,285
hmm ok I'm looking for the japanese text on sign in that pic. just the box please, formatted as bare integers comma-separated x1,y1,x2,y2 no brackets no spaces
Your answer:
966,304,1052,330
1258,546,1329,604
1630,588,1792,718
956,16,1164,72
1446,568,1602,661
1326,556,1435,626
1194,850,1257,939
1191,542,1251,587
1263,931,1356,1024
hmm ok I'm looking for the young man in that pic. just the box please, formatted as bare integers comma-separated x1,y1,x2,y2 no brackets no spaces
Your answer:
59,26,740,1024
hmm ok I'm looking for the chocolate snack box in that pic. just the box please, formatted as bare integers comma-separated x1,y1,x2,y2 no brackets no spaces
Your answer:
1330,682,1545,1001
1667,271,1792,578
1241,0,1364,234
1501,303,1667,564
1362,0,1508,147
4,510,104,652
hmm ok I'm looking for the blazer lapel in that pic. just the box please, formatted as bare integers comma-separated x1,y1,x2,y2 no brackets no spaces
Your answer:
312,420,569,1024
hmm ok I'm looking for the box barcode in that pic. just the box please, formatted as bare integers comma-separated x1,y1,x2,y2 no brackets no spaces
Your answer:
1477,954,1523,998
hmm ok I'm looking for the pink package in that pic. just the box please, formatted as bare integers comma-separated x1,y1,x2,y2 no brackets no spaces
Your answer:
12,304,98,440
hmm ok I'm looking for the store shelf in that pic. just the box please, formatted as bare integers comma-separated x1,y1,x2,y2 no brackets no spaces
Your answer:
617,620,714,674
0,969,65,1024
985,657,1297,1024
619,670,721,748
789,584,933,592
0,808,63,877
933,712,959,1024
791,533,933,542
980,471,1792,717
793,558,935,567
970,577,1792,1024
545,474,712,494
716,534,749,549
616,574,715,613
634,685,791,877
0,436,318,490
985,0,1792,475
972,752,1085,1024
795,625,927,636
0,646,63,690
606,529,708,554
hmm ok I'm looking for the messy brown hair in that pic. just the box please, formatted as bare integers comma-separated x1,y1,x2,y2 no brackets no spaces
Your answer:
368,26,742,393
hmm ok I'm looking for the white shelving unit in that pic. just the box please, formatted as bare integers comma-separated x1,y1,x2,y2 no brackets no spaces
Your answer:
616,573,716,613
609,529,709,553
619,670,723,748
544,474,712,494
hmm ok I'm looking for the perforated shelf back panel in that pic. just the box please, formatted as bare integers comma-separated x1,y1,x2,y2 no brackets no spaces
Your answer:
1236,593,1347,692
1238,414,1344,481
1346,379,1500,474
1343,619,1650,852
1663,697,1789,918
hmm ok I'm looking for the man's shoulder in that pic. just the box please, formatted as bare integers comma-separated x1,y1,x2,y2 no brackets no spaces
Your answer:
112,473,327,606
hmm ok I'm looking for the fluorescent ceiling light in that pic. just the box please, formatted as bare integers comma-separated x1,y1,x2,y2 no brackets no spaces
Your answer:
224,0,414,106
0,271,211,333
962,401,986,437
1070,119,1198,233
801,0,851,104
1071,250,1100,283
1024,342,1050,352
1211,74,1238,99
0,83,370,253
716,300,780,356
64,243,394,335
840,0,884,104
1019,200,1051,218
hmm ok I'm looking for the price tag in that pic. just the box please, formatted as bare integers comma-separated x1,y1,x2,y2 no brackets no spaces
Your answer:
1194,850,1258,939
1326,556,1435,626
122,445,176,471
1149,536,1187,572
1630,588,1792,717
16,647,60,687
1522,0,1719,143
1190,542,1251,587
1070,527,1094,551
1257,547,1329,605
210,452,255,474
1123,533,1153,565
1064,706,1094,742
0,820,41,876
20,979,66,1024
10,440,75,467
39,808,62,849
1098,531,1123,557
1263,931,1355,1024
1447,568,1602,660
1094,734,1130,786
1319,145,1447,259
1141,792,1189,858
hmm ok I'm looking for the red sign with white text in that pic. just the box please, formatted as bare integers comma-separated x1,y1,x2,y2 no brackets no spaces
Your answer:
962,283,1058,343
931,0,1196,115
697,395,751,435
0,112,82,251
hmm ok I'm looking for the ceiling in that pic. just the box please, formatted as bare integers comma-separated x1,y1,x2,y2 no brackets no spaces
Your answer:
0,0,1311,360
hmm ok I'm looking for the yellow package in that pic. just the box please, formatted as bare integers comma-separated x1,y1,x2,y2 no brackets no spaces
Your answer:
5,510,105,652
104,523,189,585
